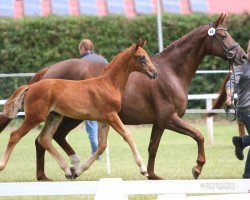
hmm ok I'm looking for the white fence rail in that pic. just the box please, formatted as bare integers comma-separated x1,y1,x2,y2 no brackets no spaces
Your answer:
0,178,249,199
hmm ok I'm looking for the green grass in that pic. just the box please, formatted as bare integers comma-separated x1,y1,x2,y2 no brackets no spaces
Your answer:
0,118,246,199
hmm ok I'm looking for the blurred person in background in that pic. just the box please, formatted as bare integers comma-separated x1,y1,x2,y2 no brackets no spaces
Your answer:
226,40,250,178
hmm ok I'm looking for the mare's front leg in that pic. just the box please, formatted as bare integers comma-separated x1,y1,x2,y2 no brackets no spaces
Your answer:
147,124,164,180
36,117,82,181
167,113,205,179
72,121,110,178
106,112,148,176
36,112,74,178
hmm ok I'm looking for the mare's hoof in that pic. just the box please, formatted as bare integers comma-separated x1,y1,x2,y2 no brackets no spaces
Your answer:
147,173,164,180
192,166,201,179
140,171,149,177
37,175,53,182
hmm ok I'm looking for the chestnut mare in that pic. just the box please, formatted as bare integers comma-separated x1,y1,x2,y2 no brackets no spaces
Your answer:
0,14,247,180
0,39,158,179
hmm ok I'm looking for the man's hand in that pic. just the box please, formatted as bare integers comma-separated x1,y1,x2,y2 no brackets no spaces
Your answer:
226,89,234,106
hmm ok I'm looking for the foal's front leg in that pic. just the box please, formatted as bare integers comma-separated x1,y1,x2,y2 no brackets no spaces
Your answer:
106,112,148,176
72,121,110,178
36,112,73,178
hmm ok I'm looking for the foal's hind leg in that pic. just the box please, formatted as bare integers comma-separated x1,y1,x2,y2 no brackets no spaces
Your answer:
106,112,148,176
72,121,110,178
167,113,205,179
35,117,82,181
0,120,38,171
36,112,73,178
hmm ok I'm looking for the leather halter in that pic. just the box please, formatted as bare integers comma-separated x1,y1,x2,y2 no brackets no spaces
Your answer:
208,22,239,60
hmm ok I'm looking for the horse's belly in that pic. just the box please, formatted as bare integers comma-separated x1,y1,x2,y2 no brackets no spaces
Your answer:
118,106,155,125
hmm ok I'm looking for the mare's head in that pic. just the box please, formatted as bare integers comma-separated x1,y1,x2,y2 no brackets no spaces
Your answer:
205,13,247,65
129,39,158,79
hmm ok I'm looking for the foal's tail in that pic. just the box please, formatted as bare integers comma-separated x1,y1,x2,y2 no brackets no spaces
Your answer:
0,85,29,133
205,74,229,117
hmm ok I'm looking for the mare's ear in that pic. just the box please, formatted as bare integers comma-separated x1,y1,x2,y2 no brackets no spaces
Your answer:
214,13,224,27
221,14,227,25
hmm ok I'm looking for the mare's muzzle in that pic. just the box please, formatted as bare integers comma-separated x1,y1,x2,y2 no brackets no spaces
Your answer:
233,52,248,66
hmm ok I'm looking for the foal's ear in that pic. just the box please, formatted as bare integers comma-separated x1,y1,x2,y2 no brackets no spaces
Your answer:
132,39,146,54
138,38,146,47
214,13,225,27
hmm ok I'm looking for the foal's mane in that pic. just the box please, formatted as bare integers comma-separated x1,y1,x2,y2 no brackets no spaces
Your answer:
101,45,133,75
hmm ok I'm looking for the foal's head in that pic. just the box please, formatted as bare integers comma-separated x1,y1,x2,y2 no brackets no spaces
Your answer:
128,39,158,79
206,13,247,66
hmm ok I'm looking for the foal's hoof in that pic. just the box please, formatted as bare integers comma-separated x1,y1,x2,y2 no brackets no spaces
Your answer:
70,167,75,174
192,166,201,179
65,173,78,180
65,167,78,180
140,171,149,177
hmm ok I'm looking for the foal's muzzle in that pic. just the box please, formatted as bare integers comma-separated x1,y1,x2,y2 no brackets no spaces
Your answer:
148,70,158,80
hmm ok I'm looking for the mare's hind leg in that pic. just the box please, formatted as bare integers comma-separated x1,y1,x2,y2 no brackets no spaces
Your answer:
147,124,164,180
167,113,205,179
0,120,38,171
36,112,73,178
72,121,110,178
36,117,82,181
106,112,148,176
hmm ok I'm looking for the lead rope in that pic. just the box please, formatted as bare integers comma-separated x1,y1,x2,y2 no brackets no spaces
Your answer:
224,61,237,121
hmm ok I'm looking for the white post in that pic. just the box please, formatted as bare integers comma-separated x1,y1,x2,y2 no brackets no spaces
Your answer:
156,0,163,52
95,178,128,200
206,98,213,145
106,140,111,175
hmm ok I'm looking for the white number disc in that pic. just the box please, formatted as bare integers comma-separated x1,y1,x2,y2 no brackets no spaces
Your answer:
208,28,216,36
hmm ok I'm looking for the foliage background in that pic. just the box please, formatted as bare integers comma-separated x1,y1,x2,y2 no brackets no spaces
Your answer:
0,13,249,107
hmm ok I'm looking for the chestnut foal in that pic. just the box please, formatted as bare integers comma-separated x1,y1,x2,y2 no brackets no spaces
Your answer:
0,39,158,179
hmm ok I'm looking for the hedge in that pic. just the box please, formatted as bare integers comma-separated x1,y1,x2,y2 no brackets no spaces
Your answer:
0,13,249,108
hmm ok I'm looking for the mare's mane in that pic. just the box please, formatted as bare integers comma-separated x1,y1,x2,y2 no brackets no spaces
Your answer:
156,25,205,56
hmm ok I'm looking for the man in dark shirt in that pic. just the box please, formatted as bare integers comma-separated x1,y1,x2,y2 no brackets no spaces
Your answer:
226,40,250,178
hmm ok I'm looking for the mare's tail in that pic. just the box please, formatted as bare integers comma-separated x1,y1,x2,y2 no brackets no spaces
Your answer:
206,74,229,117
29,67,48,84
0,85,29,133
